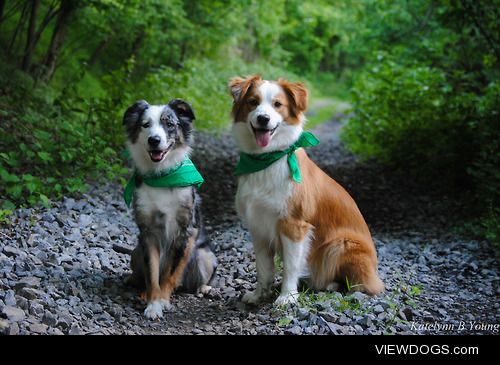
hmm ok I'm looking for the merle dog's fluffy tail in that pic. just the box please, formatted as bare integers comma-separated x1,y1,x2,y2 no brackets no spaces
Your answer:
180,227,218,293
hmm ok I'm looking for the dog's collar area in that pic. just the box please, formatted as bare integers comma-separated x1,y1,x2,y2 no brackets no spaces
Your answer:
234,131,320,183
123,158,204,208
140,159,186,179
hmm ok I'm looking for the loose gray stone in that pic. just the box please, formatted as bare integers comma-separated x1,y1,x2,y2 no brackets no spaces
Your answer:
338,314,350,325
18,287,43,300
29,323,48,334
14,296,29,310
401,306,414,321
64,198,75,210
0,319,9,334
65,229,82,242
3,246,25,258
319,311,338,323
4,290,16,306
56,314,73,330
78,214,93,227
296,308,310,321
69,323,82,335
285,326,303,335
15,276,41,290
7,322,19,335
48,327,64,335
349,291,367,303
112,243,134,254
42,213,56,222
57,254,73,265
1,306,26,322
325,321,346,335
42,311,58,327
29,301,45,318
358,315,373,328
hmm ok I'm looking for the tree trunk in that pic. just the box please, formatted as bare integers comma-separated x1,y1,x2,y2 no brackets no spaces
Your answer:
40,0,74,82
31,3,60,53
0,0,5,23
130,29,145,57
8,1,29,55
21,0,40,72
87,37,109,67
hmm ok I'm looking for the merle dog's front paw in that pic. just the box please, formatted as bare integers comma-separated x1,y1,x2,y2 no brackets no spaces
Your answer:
144,301,163,320
242,290,263,304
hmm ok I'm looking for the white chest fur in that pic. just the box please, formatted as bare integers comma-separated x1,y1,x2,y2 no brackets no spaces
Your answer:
135,185,192,239
235,156,293,245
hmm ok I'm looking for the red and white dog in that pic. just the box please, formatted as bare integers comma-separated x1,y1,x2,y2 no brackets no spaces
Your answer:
229,75,384,305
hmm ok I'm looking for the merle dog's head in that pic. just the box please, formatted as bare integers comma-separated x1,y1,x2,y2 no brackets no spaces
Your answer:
123,99,196,173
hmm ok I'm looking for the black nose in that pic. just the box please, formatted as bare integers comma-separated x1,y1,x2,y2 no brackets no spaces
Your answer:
257,114,270,127
148,136,161,147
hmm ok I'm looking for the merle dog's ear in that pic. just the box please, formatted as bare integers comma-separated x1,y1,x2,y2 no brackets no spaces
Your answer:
123,100,149,126
168,99,195,122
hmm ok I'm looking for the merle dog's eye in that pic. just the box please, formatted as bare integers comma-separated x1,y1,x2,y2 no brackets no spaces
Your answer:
166,121,175,128
274,101,282,108
142,122,150,128
248,99,259,107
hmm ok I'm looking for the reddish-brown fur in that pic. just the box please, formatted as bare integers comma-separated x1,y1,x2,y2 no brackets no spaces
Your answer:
277,78,308,124
159,229,197,301
229,75,263,123
288,149,384,293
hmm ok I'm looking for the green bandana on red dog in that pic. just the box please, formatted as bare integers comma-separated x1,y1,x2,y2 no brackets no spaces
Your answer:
124,158,203,208
234,131,320,183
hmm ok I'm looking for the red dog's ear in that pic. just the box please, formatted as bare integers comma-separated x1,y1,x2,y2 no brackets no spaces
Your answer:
278,79,308,117
228,75,262,103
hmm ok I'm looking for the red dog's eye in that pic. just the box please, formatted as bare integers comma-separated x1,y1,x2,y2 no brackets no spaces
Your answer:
248,99,259,107
274,101,282,108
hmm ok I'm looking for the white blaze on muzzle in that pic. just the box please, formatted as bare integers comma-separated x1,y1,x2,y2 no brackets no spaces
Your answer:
248,82,284,148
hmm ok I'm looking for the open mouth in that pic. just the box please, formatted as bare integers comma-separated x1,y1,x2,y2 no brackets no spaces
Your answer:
148,143,173,163
251,124,279,147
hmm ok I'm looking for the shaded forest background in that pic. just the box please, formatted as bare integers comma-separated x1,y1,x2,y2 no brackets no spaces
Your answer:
0,0,498,243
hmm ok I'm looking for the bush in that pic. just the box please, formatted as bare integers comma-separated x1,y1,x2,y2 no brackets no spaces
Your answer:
0,62,127,211
342,56,472,184
342,54,499,242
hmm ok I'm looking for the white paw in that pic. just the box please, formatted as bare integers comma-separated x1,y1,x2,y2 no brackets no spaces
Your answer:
144,301,163,320
200,285,212,295
160,299,173,311
274,292,299,306
242,290,262,304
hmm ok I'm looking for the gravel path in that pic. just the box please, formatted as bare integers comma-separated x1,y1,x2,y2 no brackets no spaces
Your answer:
1,115,498,335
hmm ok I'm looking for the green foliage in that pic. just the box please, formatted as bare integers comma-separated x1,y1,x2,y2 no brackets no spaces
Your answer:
341,0,499,243
343,57,471,182
0,61,125,208
277,316,293,327
457,207,500,248
0,209,13,224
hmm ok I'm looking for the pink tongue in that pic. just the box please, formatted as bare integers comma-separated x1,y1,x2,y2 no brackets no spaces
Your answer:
151,152,163,162
255,130,271,147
